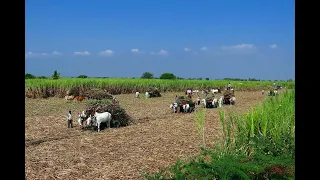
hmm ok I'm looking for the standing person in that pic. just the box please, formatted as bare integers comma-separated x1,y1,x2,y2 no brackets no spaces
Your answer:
174,95,178,103
227,82,231,90
273,82,276,87
67,110,73,128
112,96,119,104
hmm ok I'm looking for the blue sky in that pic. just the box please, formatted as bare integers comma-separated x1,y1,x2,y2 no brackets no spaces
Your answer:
25,0,295,80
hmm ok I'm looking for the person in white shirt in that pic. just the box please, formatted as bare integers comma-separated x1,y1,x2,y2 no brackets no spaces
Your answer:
67,110,73,128
174,95,178,103
227,82,231,90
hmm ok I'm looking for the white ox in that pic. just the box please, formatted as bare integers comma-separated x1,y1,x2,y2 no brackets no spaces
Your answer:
87,112,112,132
202,98,218,108
65,95,74,101
201,99,206,107
192,90,199,95
182,104,190,112
135,91,140,98
145,92,150,98
196,97,201,105
212,98,218,107
170,103,179,113
211,89,219,94
230,97,236,105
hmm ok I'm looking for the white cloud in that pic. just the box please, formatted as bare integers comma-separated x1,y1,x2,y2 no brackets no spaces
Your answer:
52,51,63,55
222,44,255,50
184,48,191,52
99,49,114,56
219,43,257,54
151,49,168,55
131,48,141,53
25,52,33,57
158,49,168,55
269,44,278,49
200,46,208,51
25,51,49,57
74,51,91,55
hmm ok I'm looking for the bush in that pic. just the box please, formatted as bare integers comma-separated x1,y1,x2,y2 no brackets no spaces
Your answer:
77,75,88,78
160,72,176,80
25,73,35,79
141,72,154,79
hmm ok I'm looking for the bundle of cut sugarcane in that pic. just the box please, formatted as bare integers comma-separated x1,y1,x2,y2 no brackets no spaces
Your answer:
83,89,114,100
85,100,134,127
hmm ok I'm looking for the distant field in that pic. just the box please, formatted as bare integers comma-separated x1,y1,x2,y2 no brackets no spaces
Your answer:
25,78,295,98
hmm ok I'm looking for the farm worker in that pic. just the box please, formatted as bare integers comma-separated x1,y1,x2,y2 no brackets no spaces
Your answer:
112,96,119,104
67,110,73,128
227,82,231,90
174,95,178,103
273,82,276,87
187,93,191,98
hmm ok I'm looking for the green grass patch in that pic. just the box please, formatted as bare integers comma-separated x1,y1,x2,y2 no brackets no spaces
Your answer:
142,89,295,179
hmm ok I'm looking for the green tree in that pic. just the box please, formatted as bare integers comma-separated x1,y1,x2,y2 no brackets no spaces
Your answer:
160,72,176,79
141,72,154,79
52,70,61,80
205,78,209,80
77,75,88,78
25,73,35,79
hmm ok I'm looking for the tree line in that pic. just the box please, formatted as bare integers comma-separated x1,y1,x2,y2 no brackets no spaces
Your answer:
25,70,294,82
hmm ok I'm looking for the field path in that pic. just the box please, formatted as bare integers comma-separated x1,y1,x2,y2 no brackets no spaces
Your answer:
26,91,265,179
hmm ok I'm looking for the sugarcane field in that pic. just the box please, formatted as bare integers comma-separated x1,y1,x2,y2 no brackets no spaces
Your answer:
25,79,294,179
26,1,295,178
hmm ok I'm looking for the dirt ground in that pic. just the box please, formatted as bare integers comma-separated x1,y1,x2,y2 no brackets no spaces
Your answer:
25,91,265,180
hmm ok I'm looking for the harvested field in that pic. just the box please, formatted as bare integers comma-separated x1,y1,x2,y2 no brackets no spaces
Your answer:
25,91,265,179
